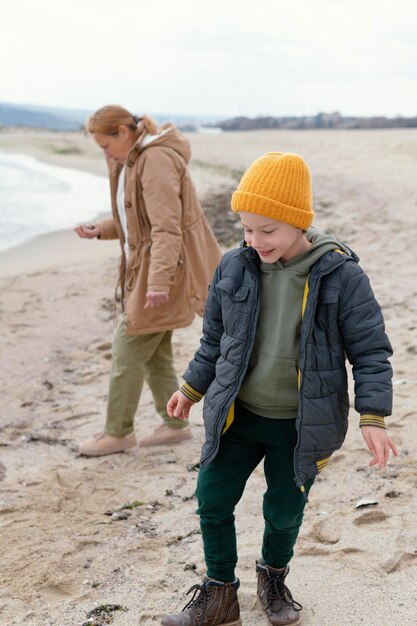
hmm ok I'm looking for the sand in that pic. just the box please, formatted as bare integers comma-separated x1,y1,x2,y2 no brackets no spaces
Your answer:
0,128,416,626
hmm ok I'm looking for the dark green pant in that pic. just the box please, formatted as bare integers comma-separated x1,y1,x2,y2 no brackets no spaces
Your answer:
196,404,314,582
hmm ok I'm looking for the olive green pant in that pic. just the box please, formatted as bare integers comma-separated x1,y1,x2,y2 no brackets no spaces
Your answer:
105,315,186,437
196,404,314,582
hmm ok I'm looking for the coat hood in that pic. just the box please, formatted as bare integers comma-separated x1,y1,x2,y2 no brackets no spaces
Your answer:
106,123,192,178
137,123,191,163
306,226,355,258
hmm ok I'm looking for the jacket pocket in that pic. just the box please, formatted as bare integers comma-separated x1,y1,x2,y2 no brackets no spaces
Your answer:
216,278,251,338
216,278,250,301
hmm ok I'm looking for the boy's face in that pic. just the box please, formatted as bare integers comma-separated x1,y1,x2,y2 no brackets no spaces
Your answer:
239,212,304,263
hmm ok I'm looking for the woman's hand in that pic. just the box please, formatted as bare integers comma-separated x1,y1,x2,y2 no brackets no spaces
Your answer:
361,425,398,468
144,290,169,309
74,224,100,239
167,391,195,420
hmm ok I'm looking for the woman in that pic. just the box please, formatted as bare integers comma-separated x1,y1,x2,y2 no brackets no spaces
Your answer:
75,105,221,456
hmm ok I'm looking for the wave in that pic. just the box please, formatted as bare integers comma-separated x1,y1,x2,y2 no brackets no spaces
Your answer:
0,151,110,252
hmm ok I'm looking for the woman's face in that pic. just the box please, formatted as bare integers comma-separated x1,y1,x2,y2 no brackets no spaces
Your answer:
93,126,136,164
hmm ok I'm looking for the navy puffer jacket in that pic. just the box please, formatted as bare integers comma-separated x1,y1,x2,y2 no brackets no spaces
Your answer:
183,243,393,487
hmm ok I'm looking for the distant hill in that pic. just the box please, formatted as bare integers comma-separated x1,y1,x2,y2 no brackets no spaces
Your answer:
0,103,223,132
0,103,89,130
215,112,417,131
2,104,416,132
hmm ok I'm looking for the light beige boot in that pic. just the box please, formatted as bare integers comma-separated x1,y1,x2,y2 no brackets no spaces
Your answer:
256,561,302,625
140,424,192,447
78,432,137,456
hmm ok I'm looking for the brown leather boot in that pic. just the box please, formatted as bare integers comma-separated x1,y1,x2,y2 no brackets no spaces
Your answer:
256,561,302,625
161,575,241,626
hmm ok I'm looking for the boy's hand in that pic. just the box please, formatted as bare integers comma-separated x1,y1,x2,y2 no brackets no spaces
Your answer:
361,426,398,468
167,391,195,420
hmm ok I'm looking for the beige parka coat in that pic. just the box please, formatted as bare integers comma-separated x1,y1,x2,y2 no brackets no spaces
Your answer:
97,124,221,335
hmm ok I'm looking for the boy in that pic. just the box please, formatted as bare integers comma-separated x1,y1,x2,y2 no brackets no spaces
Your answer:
162,152,397,626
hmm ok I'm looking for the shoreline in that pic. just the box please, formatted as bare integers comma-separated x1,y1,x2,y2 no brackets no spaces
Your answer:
0,129,107,176
0,223,117,277
0,145,113,275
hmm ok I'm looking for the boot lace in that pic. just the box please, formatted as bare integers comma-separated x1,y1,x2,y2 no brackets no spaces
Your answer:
182,582,213,620
265,575,302,613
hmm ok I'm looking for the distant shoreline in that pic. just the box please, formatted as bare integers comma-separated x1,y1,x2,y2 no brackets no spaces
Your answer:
1,101,417,132
214,112,417,131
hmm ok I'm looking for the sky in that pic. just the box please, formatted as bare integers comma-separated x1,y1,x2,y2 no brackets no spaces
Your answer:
1,0,417,119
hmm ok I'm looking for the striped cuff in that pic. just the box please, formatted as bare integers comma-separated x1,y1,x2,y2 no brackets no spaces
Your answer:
359,414,386,429
180,382,204,403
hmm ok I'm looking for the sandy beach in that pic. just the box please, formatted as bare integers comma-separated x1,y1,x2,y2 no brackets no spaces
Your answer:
0,128,416,626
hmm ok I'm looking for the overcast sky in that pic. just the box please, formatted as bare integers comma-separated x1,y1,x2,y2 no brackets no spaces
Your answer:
2,0,416,118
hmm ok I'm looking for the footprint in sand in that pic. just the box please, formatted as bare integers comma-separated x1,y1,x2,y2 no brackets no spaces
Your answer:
353,510,388,525
296,543,330,557
310,516,341,544
383,550,417,573
39,579,80,601
381,529,417,574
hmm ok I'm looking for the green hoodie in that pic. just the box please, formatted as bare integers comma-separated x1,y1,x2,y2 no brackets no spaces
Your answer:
237,228,347,418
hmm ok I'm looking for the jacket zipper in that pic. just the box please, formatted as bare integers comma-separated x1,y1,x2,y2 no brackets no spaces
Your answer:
294,256,348,499
203,279,260,466
201,252,260,466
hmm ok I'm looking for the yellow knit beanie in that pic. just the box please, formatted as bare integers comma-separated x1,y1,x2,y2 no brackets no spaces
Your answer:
231,152,314,230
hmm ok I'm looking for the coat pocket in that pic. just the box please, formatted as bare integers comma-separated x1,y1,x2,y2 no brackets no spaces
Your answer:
216,278,250,301
216,278,251,337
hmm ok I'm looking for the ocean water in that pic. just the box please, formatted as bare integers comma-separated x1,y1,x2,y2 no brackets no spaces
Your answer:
0,151,110,252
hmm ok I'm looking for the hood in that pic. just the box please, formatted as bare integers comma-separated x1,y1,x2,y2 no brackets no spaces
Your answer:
137,123,191,163
106,123,192,178
275,226,352,274
306,226,352,256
